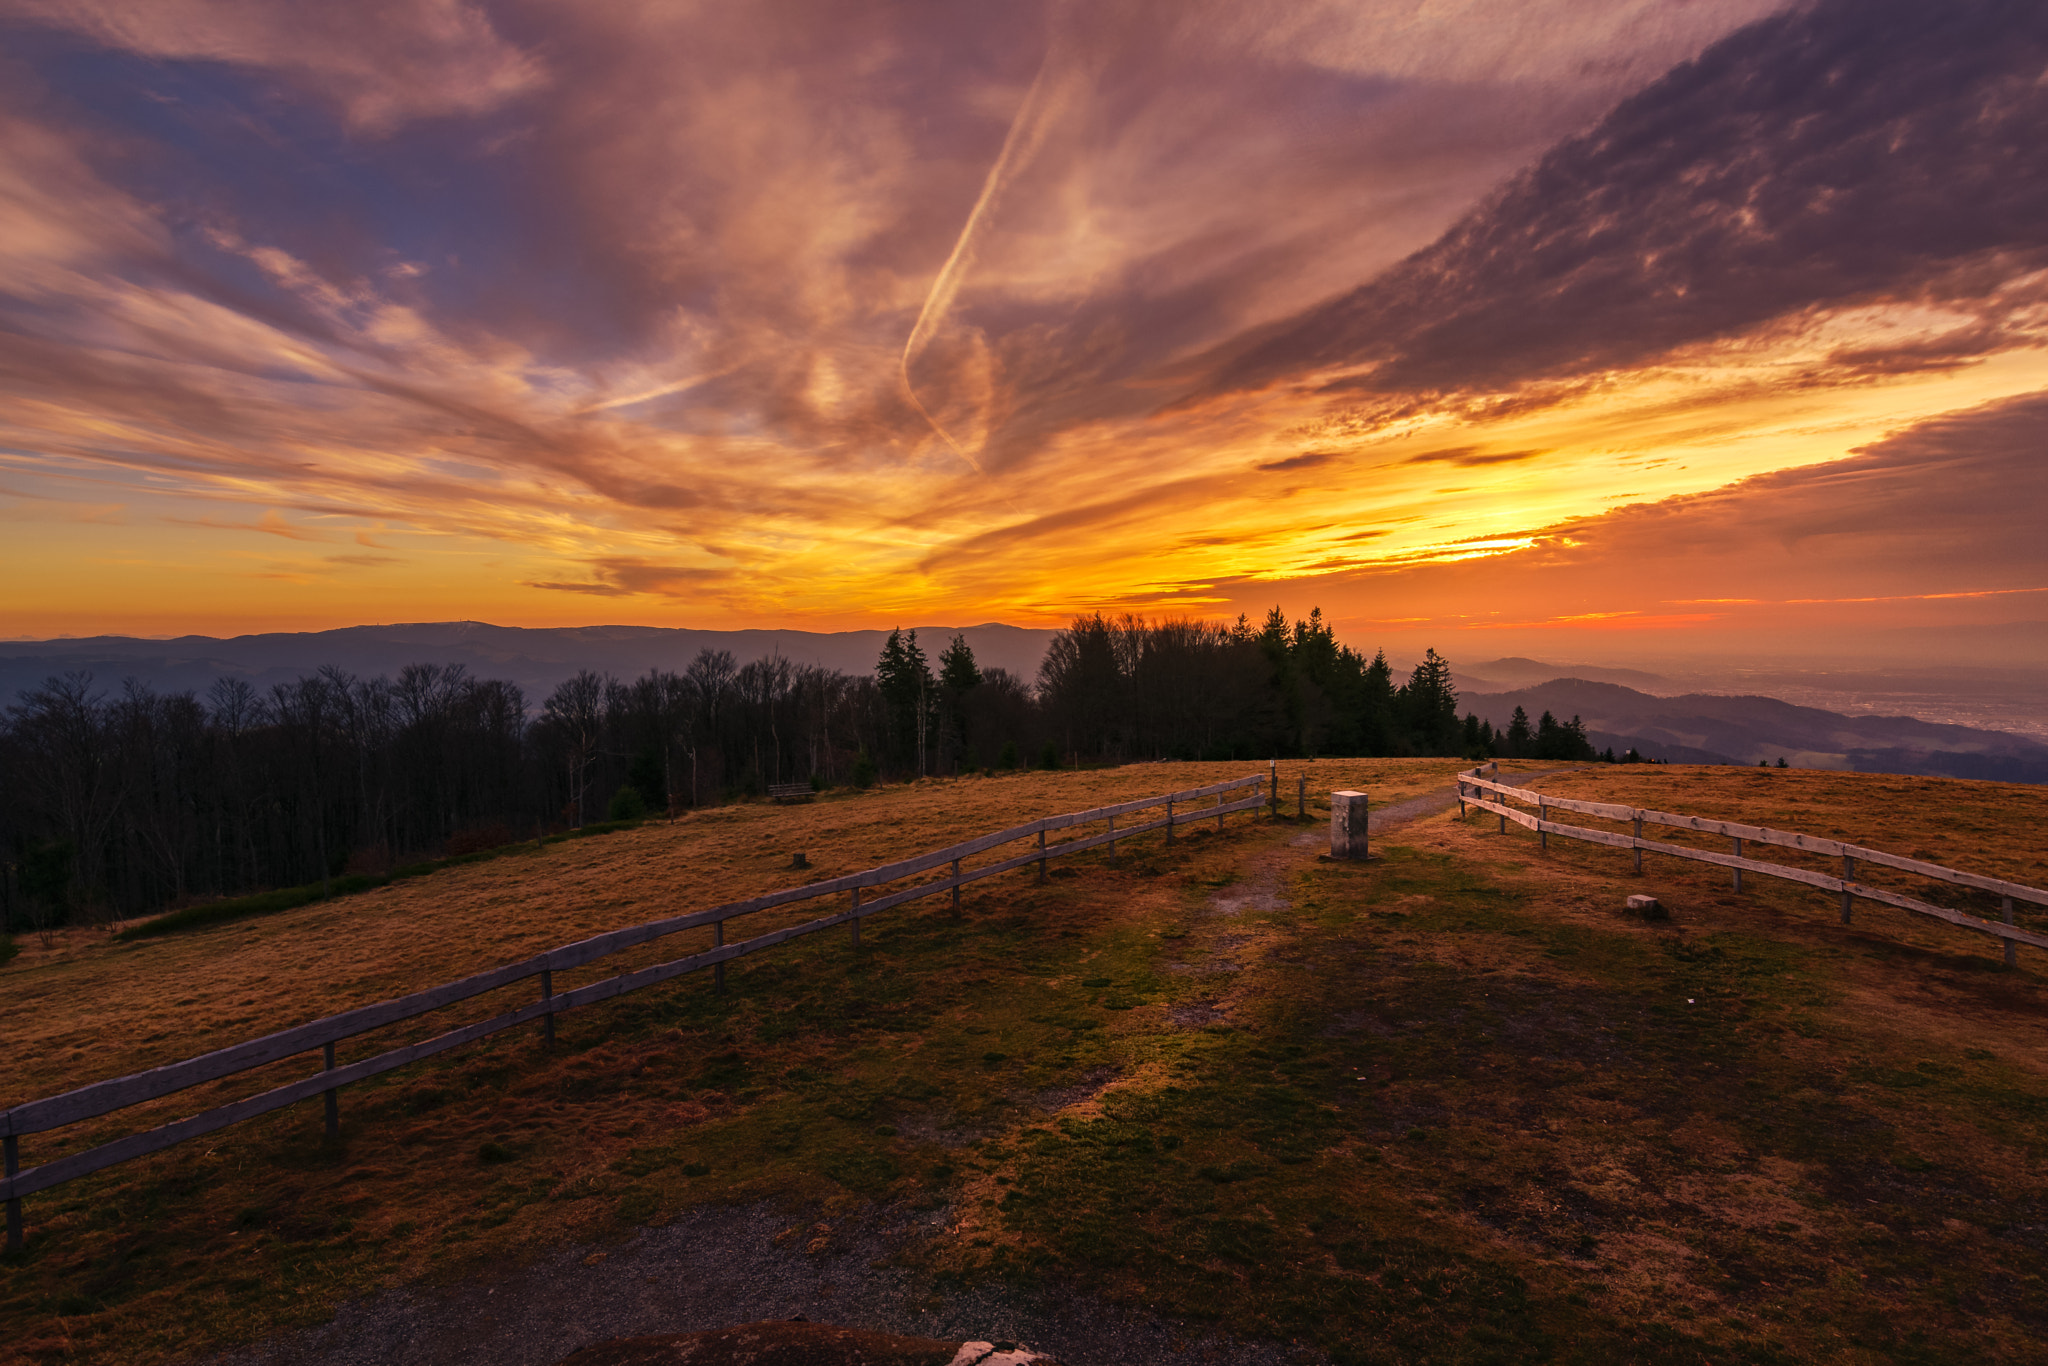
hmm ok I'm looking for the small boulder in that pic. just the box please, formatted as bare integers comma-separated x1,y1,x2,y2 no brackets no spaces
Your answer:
1626,894,1668,921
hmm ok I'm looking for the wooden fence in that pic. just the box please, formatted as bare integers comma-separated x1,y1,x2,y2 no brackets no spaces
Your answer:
1456,765,2048,962
1,772,1268,1250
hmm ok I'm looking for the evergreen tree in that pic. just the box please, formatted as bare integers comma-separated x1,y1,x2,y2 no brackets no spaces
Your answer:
1396,649,1460,755
1359,649,1397,755
1505,706,1532,757
626,746,666,813
875,629,935,776
937,634,979,773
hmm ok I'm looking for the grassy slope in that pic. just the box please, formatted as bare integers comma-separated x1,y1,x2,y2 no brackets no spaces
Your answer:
5,760,2048,1364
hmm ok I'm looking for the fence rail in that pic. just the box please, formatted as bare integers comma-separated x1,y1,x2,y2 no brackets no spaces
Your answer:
1,772,1267,1248
1456,766,2048,959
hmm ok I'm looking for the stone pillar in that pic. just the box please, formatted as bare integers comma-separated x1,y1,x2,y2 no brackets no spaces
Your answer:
1330,790,1369,860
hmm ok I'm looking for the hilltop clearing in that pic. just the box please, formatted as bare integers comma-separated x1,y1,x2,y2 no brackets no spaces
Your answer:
4,762,2047,1364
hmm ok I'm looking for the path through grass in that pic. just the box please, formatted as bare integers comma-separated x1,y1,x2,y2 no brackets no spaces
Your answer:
7,761,2048,1364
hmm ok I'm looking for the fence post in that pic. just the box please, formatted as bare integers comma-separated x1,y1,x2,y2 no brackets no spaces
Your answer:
1537,797,1547,851
322,1042,339,1141
1457,774,1466,819
1731,837,1743,892
542,969,556,1047
1269,759,1278,818
1216,792,1226,834
1037,828,1047,883
1840,855,1855,923
2004,896,2017,968
1166,798,1174,845
1107,818,1117,869
714,921,726,993
1632,816,1643,873
5,1134,21,1252
952,858,963,918
1297,775,1306,819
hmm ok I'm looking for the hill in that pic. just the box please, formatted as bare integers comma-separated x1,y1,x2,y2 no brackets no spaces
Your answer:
0,621,1061,707
6,761,2048,1364
1453,656,1679,695
1463,678,2048,781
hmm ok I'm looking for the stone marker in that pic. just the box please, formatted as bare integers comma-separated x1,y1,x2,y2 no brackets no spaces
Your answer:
1626,894,1668,920
1330,790,1369,860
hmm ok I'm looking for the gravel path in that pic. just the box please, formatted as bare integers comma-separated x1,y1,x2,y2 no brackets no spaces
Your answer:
203,1203,1306,1366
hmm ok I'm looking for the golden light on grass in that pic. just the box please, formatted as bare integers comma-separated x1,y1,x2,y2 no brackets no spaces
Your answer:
6,760,2048,1363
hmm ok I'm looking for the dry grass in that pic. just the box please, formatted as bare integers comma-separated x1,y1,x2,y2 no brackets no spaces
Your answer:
7,759,2047,1365
0,758,1477,1364
1517,763,2048,961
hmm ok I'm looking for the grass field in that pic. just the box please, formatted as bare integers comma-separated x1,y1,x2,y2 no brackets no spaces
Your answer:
4,758,2048,1364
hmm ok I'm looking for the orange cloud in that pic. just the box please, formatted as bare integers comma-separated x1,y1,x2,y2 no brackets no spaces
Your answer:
0,0,2044,652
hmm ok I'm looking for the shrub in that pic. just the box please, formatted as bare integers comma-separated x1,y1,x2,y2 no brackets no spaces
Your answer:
0,933,16,967
606,785,648,822
1039,741,1061,770
998,741,1019,771
852,746,878,789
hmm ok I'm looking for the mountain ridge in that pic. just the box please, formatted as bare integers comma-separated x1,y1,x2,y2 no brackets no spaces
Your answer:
1462,677,2048,783
0,621,1061,709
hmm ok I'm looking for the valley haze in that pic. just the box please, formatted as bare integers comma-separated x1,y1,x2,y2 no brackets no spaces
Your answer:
6,621,2044,784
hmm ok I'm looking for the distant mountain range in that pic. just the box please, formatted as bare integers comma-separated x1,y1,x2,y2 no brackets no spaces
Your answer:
0,621,1059,709
6,630,2043,783
1461,678,2048,784
1453,656,1679,696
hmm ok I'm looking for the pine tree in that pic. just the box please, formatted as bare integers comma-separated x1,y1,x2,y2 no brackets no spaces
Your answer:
1505,705,1532,757
1397,648,1460,755
939,634,979,694
875,629,935,776
937,634,979,773
1360,649,1397,755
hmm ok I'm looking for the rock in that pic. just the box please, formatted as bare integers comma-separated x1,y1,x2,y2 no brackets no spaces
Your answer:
1626,894,1668,921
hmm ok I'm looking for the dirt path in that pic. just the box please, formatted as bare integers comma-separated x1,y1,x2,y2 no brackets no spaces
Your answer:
1271,766,1584,852
1367,766,1584,835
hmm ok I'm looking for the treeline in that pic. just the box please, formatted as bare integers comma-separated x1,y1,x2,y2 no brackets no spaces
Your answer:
0,607,1595,932
0,654,898,931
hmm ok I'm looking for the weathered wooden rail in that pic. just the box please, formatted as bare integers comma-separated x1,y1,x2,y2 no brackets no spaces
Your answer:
1456,765,2048,961
0,772,1267,1250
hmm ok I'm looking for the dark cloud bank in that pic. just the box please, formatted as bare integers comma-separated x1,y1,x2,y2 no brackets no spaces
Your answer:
1212,0,2048,404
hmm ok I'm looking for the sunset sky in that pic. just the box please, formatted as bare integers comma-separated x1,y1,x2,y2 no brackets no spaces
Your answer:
3,0,2045,660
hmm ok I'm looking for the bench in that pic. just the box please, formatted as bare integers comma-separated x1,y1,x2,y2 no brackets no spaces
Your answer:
768,782,816,803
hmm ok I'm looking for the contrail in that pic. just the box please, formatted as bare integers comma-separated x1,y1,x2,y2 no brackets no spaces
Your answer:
900,41,1071,473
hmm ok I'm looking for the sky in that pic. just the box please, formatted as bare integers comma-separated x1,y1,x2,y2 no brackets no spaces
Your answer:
2,0,2046,662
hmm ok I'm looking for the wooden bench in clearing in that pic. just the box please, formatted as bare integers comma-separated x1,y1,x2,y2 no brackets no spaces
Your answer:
768,782,816,803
